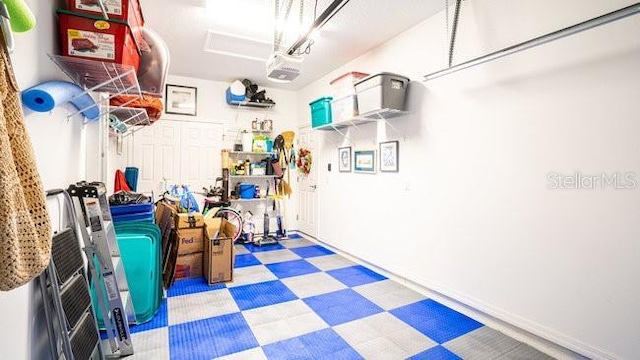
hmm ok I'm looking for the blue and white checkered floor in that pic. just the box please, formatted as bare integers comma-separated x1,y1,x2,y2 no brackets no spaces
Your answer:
126,234,554,359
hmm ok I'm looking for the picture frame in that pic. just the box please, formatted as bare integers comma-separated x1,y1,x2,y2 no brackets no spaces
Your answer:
379,140,399,172
165,84,197,116
354,150,376,173
338,147,351,172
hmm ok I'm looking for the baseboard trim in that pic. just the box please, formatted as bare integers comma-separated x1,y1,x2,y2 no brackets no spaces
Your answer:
292,230,614,360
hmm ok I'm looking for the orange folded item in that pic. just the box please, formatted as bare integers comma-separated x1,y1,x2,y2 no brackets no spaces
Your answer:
110,94,164,122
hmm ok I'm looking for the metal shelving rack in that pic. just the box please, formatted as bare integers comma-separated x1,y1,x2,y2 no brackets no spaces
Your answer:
48,55,151,136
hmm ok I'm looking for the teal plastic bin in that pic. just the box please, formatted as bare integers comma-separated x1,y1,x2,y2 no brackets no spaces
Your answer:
92,222,162,327
310,97,333,128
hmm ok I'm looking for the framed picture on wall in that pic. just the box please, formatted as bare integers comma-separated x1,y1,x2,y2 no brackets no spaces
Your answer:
165,84,197,116
379,140,399,172
338,147,351,172
354,150,376,173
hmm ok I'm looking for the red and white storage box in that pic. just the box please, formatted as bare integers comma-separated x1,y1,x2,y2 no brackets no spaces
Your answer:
354,72,410,114
329,71,369,98
66,0,147,51
58,9,143,71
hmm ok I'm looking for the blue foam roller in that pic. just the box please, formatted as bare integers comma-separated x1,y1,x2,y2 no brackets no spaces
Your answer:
21,81,100,120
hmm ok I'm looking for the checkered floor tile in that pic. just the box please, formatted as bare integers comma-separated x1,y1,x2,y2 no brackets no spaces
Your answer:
125,234,553,359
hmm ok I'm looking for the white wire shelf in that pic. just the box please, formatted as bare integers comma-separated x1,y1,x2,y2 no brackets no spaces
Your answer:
49,55,151,137
49,55,142,96
227,100,275,108
314,108,408,131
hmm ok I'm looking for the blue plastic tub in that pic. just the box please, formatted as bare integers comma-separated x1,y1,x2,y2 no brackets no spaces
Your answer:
113,210,154,224
239,183,255,199
110,202,153,216
310,96,333,128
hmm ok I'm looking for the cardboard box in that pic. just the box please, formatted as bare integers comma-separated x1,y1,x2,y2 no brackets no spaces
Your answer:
174,252,203,280
156,201,176,226
176,227,204,255
203,218,237,285
175,212,204,229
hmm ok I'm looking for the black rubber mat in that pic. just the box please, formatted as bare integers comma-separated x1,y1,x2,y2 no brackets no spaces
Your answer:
70,313,99,360
51,228,84,285
60,275,92,330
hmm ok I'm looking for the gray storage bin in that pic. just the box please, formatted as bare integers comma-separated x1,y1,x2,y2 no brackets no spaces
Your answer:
354,72,410,114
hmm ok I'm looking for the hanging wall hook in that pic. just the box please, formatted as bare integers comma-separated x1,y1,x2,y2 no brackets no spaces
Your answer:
0,1,14,53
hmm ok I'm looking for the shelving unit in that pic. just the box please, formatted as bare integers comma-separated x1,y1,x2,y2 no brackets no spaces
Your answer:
49,55,151,136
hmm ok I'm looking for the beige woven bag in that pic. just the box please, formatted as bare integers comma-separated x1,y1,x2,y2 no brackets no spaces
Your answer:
0,37,52,291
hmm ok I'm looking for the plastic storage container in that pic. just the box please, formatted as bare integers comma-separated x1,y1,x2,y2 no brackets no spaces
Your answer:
330,71,369,98
65,0,147,52
354,73,410,114
310,96,333,128
58,10,143,71
110,202,153,216
239,183,256,199
331,95,358,124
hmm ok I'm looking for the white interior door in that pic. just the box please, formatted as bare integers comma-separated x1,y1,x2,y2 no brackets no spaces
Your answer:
297,127,319,237
133,121,181,194
132,120,223,195
180,122,223,192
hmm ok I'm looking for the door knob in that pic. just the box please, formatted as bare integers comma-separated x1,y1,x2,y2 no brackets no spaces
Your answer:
310,185,317,189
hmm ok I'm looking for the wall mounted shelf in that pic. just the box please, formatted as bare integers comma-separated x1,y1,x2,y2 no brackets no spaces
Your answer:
314,108,408,131
49,55,151,136
314,108,409,144
227,100,275,109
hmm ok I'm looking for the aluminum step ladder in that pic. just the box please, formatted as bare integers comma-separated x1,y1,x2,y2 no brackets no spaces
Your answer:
68,181,136,358
38,189,101,360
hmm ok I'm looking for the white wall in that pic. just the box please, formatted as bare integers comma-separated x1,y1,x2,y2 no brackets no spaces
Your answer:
298,1,640,359
1,1,87,359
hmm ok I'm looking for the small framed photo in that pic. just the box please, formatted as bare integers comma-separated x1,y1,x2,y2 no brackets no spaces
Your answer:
338,147,351,172
354,150,376,173
165,84,197,116
379,140,399,172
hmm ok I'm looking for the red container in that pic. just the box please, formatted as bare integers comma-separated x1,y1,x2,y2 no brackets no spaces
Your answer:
66,0,147,51
58,10,142,71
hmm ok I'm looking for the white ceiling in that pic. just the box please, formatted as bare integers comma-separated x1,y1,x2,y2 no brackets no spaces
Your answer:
140,0,444,89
